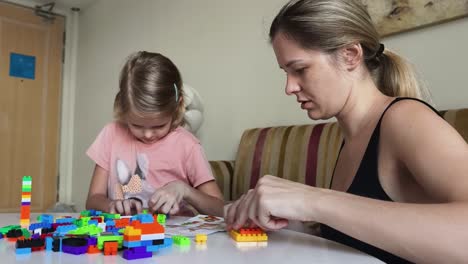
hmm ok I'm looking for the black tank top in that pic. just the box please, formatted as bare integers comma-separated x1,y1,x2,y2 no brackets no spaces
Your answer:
321,97,440,263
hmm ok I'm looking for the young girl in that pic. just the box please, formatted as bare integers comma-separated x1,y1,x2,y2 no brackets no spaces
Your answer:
86,51,224,216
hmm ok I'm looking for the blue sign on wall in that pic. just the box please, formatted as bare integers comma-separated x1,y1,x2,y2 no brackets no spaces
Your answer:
9,53,36,80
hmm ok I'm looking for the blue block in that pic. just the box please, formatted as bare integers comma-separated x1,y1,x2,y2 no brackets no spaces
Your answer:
16,247,32,255
162,238,173,248
45,237,53,251
123,240,141,248
29,222,52,231
37,214,54,224
140,240,153,246
88,220,98,226
55,225,77,235
56,218,76,224
146,245,159,252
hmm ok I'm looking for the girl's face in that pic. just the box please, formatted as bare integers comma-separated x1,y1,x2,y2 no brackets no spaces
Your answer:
272,33,351,120
125,112,174,144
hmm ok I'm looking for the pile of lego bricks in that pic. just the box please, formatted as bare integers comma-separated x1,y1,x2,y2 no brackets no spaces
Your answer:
0,210,193,260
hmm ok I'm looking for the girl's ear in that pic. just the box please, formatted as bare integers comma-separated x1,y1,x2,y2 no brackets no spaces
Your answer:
340,43,363,71
135,153,149,179
116,159,131,184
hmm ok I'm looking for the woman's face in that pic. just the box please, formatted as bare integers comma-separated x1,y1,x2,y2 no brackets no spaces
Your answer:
272,33,351,120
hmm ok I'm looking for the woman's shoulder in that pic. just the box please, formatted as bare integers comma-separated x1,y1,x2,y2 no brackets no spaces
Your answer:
379,97,457,151
381,98,442,130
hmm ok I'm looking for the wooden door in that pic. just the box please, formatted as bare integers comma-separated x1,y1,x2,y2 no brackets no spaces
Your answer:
0,2,64,212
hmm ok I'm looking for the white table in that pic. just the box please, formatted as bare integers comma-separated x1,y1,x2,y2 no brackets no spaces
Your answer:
0,213,382,263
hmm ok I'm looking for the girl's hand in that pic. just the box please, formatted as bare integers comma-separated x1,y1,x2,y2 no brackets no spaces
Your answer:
224,175,325,231
148,181,189,215
109,199,142,216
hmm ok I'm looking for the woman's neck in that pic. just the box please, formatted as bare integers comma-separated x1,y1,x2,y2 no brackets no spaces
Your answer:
336,78,392,140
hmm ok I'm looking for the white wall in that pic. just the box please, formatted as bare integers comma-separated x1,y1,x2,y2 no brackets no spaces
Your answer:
383,19,468,110
72,0,468,210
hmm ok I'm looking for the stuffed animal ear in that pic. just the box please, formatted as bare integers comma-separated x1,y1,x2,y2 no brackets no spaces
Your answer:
135,153,149,179
183,83,204,112
182,84,204,134
183,109,204,134
116,159,131,184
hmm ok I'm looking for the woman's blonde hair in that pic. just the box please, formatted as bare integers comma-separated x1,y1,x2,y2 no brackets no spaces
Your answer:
270,0,430,100
114,51,185,129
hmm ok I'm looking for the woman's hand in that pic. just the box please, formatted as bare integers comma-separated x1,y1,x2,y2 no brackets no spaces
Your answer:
224,175,326,231
108,199,142,216
148,181,189,215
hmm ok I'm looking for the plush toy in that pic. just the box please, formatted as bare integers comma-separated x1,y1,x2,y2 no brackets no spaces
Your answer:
182,84,204,134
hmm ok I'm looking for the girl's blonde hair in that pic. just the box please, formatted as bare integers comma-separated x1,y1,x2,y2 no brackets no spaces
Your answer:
114,51,185,129
269,0,430,100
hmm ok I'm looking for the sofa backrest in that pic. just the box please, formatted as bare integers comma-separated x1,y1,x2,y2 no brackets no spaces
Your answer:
231,122,343,200
230,108,468,200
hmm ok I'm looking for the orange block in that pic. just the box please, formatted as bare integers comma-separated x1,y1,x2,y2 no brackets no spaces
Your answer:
130,220,164,234
20,206,30,214
20,212,30,219
239,228,265,235
123,235,141,241
87,245,101,254
104,241,118,255
114,218,130,228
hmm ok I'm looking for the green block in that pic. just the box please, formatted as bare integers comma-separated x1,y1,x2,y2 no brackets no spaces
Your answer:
101,213,120,220
68,225,102,236
21,228,31,239
0,225,21,235
173,235,191,246
97,235,123,250
80,210,91,217
157,214,166,224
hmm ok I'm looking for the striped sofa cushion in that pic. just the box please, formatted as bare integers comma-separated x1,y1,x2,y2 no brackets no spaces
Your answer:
231,122,343,200
209,160,235,201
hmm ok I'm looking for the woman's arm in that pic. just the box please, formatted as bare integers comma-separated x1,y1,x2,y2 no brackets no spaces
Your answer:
317,191,468,263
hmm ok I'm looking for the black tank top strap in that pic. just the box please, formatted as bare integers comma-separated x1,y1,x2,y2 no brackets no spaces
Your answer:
376,97,440,130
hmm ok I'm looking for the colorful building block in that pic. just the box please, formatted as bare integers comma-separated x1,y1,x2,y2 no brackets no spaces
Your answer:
230,228,268,242
20,176,32,228
122,246,152,260
195,233,207,243
173,235,191,246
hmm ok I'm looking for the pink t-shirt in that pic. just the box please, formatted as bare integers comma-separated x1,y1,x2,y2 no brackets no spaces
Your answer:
87,122,214,208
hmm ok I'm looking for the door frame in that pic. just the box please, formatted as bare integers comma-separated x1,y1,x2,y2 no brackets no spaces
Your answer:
5,0,78,206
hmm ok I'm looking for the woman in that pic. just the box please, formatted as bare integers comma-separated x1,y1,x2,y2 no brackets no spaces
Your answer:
224,0,468,262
